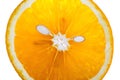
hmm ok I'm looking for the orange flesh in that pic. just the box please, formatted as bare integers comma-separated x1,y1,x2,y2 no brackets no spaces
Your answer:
15,0,105,80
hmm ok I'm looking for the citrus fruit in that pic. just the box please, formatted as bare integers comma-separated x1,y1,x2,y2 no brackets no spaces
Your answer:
6,0,113,80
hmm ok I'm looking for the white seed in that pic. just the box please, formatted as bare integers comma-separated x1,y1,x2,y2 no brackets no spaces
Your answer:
37,25,50,35
73,36,84,42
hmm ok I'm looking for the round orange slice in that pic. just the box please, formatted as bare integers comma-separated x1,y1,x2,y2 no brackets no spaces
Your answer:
6,0,113,80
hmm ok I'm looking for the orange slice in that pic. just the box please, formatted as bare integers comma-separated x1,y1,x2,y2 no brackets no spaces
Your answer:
6,0,113,80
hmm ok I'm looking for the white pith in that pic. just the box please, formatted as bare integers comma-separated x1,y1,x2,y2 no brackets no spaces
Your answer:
52,33,70,51
7,0,112,80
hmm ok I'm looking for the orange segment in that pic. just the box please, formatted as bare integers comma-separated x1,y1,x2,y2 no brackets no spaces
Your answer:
6,0,113,80
66,3,103,36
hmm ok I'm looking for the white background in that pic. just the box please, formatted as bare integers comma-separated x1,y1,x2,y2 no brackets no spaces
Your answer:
0,0,120,80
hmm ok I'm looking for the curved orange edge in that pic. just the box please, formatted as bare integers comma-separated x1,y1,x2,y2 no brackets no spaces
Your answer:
5,0,114,80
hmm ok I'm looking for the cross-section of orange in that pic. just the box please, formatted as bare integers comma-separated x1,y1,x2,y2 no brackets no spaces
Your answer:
6,0,113,80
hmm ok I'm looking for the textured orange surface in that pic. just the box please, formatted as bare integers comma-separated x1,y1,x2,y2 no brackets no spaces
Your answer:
14,0,106,80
